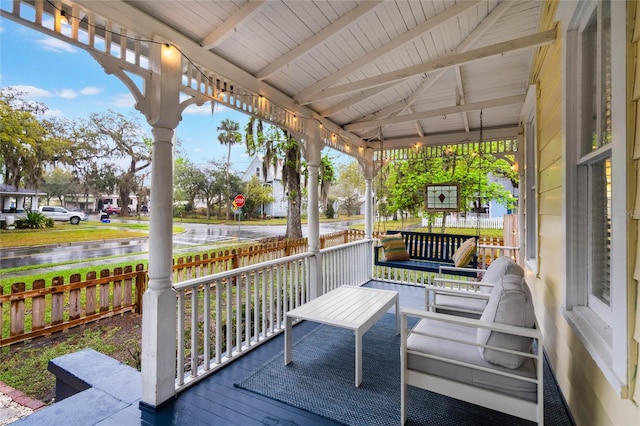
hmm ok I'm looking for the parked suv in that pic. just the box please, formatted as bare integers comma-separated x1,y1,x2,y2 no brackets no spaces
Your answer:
38,206,88,225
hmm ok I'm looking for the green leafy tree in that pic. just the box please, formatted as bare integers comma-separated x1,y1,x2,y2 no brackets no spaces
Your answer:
87,111,151,217
0,88,55,189
244,175,275,219
332,161,365,217
380,143,518,232
198,161,228,220
174,158,206,209
42,168,76,205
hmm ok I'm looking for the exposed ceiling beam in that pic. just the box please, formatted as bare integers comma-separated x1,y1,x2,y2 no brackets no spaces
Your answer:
408,106,424,137
317,82,397,117
345,94,525,132
255,0,382,81
293,0,480,102
320,0,512,118
304,28,557,103
200,1,267,50
353,69,446,124
455,68,470,132
377,126,519,149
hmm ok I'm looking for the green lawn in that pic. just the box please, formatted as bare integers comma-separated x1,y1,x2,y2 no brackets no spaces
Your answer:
0,221,187,249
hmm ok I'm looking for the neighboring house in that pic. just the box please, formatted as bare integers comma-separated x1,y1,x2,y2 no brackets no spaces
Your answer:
487,174,518,218
98,194,139,214
0,184,45,220
241,156,288,218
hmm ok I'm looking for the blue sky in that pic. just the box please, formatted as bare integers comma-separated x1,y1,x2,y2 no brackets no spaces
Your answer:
0,14,348,174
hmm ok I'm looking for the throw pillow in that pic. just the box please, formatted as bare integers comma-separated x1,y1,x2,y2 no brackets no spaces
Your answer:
477,263,536,369
380,234,410,261
451,237,476,267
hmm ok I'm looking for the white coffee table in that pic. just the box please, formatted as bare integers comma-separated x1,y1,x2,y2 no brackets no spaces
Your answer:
284,285,399,387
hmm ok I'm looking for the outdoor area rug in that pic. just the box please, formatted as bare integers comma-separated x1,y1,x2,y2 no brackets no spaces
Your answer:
235,314,573,426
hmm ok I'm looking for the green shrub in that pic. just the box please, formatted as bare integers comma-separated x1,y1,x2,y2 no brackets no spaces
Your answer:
17,210,52,229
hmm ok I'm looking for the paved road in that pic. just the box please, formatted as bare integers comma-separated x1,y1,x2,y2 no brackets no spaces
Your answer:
0,218,362,270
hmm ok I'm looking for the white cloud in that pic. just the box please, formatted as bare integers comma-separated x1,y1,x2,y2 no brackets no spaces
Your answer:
111,93,136,108
10,85,54,99
80,86,102,96
59,89,77,99
43,108,65,118
36,37,77,53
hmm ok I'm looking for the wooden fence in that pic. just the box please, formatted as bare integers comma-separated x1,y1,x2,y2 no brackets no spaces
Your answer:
0,228,507,346
0,229,364,347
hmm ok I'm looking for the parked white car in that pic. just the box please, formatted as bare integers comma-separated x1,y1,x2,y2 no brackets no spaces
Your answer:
38,206,88,225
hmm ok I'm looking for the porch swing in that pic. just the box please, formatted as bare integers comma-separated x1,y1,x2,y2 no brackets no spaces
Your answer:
373,112,486,278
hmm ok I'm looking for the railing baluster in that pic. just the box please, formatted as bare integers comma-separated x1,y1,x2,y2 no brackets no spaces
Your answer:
203,283,210,371
215,279,222,364
226,278,233,359
190,286,198,378
176,290,185,386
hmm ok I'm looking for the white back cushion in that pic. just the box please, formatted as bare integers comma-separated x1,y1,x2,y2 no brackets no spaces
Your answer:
477,263,536,369
480,256,517,293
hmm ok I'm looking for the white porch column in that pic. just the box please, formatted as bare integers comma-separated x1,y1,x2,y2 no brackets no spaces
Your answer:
140,41,182,408
359,149,376,240
142,126,176,407
305,127,322,298
365,178,373,239
359,151,377,278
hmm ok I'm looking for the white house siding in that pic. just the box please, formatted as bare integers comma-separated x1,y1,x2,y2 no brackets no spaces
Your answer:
241,156,288,218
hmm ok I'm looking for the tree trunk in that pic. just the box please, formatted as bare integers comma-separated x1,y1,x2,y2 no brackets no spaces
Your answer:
440,212,447,233
284,145,302,239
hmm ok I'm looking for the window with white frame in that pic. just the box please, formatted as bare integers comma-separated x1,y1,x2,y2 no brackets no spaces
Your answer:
523,105,537,269
563,0,626,389
518,85,538,272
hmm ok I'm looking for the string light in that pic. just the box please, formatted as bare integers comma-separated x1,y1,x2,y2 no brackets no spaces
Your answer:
45,0,372,156
44,0,304,120
59,10,69,25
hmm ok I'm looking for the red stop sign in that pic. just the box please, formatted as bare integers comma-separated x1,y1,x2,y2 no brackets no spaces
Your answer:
234,194,245,207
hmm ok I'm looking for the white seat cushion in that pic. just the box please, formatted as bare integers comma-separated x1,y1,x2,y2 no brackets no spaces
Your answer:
406,318,537,402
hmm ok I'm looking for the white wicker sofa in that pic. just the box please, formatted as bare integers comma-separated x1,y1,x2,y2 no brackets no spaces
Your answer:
400,258,543,425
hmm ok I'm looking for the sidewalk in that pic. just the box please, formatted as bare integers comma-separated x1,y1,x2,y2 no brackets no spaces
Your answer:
0,382,44,426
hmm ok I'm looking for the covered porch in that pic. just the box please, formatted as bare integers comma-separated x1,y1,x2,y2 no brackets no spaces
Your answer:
19,277,573,426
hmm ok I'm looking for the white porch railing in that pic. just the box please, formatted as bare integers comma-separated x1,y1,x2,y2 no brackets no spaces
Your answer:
423,216,505,229
477,245,520,269
172,239,375,393
372,244,521,286
321,239,375,293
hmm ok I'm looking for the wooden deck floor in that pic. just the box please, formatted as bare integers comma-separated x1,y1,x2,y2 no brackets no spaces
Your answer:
140,280,424,426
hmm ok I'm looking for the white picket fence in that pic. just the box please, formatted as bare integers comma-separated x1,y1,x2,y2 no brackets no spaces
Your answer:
422,216,504,230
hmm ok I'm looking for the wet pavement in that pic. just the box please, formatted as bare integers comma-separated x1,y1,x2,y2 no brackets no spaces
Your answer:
0,218,362,275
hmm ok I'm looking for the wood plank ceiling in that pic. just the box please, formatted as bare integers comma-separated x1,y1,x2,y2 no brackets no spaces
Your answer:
22,1,549,155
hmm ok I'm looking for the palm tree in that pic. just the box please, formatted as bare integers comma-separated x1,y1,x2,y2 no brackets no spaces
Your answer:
217,118,242,219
